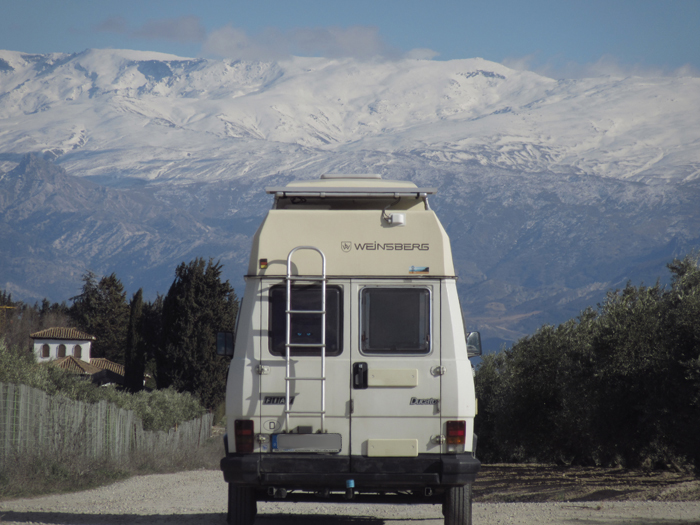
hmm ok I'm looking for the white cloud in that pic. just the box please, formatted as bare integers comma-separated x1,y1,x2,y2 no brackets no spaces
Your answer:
405,48,440,60
203,25,420,61
291,26,398,59
501,54,539,73
93,16,128,34
95,17,437,62
132,15,206,43
94,15,206,44
202,26,290,61
504,53,700,79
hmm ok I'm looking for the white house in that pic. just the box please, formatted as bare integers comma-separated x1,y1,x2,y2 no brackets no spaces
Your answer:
30,327,96,363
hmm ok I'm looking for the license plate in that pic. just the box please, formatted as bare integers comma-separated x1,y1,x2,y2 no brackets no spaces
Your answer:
271,433,342,453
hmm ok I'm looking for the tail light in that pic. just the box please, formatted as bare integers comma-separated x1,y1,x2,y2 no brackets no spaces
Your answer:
234,419,255,453
446,420,466,453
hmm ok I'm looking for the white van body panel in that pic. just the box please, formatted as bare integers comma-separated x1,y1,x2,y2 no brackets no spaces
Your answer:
439,280,477,418
221,176,480,518
249,209,454,278
225,279,261,447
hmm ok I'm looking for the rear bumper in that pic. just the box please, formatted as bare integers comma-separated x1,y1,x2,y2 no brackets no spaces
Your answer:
220,453,480,490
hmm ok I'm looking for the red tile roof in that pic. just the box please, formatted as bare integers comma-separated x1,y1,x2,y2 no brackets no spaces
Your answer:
90,358,125,376
52,356,102,375
30,327,96,341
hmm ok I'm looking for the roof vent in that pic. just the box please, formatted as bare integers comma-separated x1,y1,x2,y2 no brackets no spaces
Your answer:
320,174,382,180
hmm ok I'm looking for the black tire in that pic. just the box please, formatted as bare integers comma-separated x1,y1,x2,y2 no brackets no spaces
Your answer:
227,485,257,525
443,484,472,525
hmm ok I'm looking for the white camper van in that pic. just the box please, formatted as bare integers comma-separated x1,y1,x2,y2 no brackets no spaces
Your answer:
218,175,481,525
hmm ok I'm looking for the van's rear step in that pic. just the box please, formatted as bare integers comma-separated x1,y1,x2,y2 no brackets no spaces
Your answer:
262,471,440,487
258,491,445,504
222,453,480,486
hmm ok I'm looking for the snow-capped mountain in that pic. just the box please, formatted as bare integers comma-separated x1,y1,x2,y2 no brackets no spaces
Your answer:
1,48,699,349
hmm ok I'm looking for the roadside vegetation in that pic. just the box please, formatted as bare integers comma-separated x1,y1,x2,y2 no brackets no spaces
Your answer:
0,257,238,499
0,340,205,432
0,429,225,500
475,252,700,472
6,249,697,499
0,257,237,410
0,338,223,499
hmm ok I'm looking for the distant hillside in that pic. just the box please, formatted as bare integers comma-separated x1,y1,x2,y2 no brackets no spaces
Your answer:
1,49,699,349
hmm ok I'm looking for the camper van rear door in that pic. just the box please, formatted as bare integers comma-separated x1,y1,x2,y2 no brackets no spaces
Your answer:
350,282,441,460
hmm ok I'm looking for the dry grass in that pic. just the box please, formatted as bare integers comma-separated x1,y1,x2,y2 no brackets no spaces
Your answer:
0,429,226,501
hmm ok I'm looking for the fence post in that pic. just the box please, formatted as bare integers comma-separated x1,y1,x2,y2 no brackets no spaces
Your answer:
3,384,16,460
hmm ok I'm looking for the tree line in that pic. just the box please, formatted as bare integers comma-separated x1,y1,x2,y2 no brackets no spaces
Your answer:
6,251,699,471
475,252,700,472
0,257,237,411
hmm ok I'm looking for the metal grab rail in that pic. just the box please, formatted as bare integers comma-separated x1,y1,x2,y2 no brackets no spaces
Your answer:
285,246,327,432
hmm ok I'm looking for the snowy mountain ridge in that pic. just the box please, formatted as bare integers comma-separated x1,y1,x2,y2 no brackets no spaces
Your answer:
1,48,699,348
2,48,698,185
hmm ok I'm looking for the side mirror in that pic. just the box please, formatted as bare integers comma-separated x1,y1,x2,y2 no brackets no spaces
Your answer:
466,331,482,357
217,331,235,357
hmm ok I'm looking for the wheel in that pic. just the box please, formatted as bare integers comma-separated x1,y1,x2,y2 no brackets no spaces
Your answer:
227,485,257,525
443,484,472,525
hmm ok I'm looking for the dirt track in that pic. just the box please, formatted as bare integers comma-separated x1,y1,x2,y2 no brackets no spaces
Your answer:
475,464,700,502
1,467,699,524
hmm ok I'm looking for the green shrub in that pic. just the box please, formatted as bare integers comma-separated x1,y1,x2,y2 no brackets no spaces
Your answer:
475,252,700,471
0,339,205,432
213,400,227,427
110,387,205,432
0,339,45,385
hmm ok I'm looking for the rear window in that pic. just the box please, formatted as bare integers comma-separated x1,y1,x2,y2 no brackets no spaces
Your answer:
269,285,343,356
360,287,431,354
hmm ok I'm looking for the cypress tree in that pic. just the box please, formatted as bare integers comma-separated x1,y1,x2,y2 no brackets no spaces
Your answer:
124,289,145,392
70,272,129,363
158,258,237,409
140,295,163,390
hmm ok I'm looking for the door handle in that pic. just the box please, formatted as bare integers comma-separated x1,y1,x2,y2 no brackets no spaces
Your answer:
353,362,368,389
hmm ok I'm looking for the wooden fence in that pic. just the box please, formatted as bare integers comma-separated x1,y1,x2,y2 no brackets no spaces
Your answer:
0,382,214,466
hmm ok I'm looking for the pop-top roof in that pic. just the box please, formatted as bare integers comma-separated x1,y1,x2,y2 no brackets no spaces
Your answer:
251,174,453,277
266,175,437,198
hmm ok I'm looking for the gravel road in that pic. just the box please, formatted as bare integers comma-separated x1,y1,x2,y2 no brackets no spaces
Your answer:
1,470,699,525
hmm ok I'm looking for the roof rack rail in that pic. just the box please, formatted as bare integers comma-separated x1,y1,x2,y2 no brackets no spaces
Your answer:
266,187,437,198
320,173,382,179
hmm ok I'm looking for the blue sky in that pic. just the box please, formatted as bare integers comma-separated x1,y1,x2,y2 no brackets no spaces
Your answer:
2,0,699,78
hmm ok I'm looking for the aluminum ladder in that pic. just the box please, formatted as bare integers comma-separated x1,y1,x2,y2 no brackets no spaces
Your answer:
284,246,327,432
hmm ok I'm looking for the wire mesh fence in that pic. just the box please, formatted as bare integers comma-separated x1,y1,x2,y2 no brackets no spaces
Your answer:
0,382,214,466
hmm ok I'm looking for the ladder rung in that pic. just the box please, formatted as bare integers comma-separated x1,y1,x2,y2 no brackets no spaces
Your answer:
285,410,326,415
287,276,326,282
286,343,326,348
286,376,325,381
286,309,326,314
